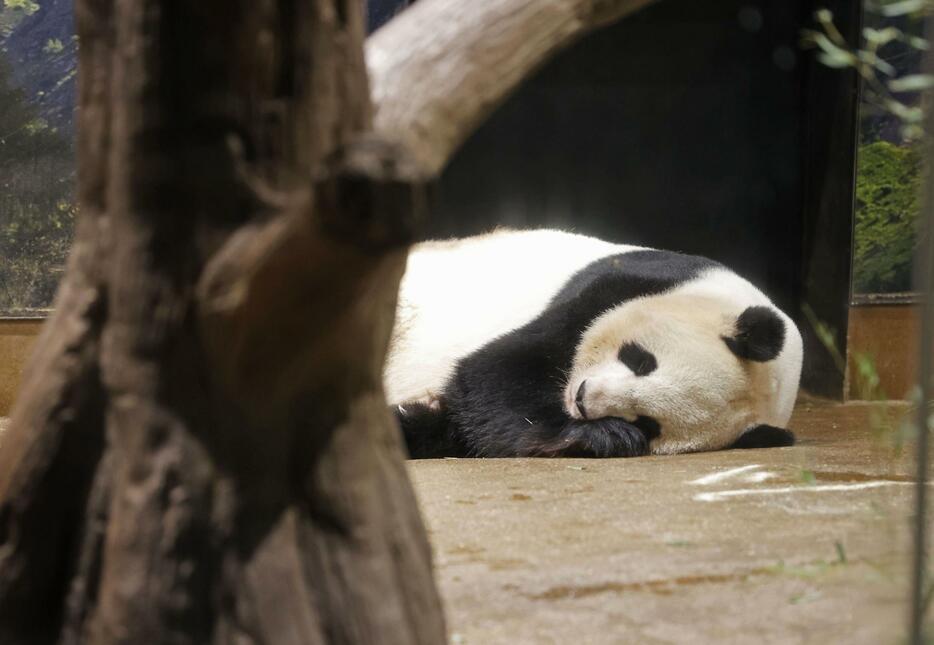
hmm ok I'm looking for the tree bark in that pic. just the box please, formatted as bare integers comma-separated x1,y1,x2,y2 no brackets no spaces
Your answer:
0,0,659,643
0,1,440,644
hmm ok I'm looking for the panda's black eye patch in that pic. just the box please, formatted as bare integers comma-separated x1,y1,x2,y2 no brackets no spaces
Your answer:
618,342,657,376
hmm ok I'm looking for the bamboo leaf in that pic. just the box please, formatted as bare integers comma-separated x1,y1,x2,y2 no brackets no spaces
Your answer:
879,0,928,16
859,51,898,76
888,74,934,92
863,26,901,46
812,33,857,68
883,98,924,122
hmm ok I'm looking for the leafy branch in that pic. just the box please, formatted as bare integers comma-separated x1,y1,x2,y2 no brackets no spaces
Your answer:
802,3,932,140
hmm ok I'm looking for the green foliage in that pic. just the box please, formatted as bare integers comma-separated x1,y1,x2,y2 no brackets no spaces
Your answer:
853,141,922,293
803,6,930,140
868,0,934,17
0,4,24,37
853,351,883,398
43,37,63,54
0,52,73,314
802,303,846,372
3,0,39,15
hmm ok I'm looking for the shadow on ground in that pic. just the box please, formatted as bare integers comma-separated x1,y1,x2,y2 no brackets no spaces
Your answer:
409,399,924,644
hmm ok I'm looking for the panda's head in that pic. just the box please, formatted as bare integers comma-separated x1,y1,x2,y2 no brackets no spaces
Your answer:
563,281,803,455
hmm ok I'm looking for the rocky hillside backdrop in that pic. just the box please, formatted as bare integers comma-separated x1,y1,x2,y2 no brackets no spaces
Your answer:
0,0,75,315
1,0,76,138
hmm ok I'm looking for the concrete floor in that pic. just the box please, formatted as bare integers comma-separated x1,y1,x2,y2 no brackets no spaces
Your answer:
409,400,926,644
0,401,925,643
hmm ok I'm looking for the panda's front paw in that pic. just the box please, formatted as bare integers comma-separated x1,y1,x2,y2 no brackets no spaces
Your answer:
392,399,463,459
535,418,652,458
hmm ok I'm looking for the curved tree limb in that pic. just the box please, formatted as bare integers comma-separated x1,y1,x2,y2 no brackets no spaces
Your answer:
367,0,659,175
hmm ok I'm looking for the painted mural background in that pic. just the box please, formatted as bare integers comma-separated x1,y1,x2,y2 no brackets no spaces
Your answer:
0,0,75,316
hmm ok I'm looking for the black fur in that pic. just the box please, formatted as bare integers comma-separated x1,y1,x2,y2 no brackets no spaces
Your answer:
395,249,718,458
617,342,658,376
394,403,470,458
723,305,786,362
728,424,795,449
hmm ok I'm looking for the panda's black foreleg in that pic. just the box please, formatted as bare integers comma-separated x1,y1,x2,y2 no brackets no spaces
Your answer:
530,418,652,458
393,402,470,459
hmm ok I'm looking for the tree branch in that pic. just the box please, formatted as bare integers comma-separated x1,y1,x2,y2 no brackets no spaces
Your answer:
367,0,659,175
199,0,656,315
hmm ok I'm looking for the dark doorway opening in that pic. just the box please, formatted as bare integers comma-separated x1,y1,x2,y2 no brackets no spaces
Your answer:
371,0,861,398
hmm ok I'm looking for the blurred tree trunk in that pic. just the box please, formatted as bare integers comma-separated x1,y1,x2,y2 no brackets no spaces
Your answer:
0,0,656,643
0,1,438,643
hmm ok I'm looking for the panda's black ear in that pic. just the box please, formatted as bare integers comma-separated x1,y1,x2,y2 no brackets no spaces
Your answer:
723,306,785,362
729,424,795,449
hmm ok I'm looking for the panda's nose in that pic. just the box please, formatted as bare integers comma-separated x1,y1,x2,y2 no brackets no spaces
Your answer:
575,380,588,419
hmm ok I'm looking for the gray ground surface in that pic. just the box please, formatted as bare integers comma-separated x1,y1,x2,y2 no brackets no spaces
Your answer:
409,400,921,644
0,402,922,643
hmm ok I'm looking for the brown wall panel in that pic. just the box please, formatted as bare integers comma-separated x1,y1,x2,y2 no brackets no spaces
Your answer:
846,304,920,400
0,320,41,416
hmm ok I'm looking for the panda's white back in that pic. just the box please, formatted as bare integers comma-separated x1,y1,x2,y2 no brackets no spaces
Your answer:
384,229,643,405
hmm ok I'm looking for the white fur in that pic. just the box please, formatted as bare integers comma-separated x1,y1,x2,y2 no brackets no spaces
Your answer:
384,229,640,404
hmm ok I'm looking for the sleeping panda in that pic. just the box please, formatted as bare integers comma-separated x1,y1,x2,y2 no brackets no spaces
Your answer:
384,229,803,459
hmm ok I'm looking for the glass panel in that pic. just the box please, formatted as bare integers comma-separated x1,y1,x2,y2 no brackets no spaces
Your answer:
0,0,76,317
852,4,926,298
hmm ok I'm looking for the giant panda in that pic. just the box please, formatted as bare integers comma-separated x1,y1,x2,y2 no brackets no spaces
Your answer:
384,229,803,459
